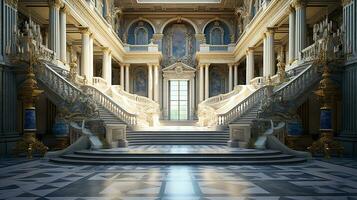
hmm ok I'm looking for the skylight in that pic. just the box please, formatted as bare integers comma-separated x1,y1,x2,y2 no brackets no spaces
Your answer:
137,0,221,3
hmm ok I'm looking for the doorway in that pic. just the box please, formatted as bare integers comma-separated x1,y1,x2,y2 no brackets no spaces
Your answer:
169,80,189,120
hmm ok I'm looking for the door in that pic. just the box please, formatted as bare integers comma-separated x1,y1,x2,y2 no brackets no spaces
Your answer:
169,80,189,120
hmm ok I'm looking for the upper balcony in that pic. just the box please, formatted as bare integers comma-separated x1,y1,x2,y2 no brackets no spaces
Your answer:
124,43,159,52
199,44,236,53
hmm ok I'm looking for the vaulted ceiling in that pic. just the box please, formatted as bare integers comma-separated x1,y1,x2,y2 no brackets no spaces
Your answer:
115,0,241,12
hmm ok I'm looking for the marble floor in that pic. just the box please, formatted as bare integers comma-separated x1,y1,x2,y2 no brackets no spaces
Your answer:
1,156,357,199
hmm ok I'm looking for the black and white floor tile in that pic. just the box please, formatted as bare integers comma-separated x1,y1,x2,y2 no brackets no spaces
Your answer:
1,154,357,199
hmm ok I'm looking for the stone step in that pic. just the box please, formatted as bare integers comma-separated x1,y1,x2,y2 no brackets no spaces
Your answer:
50,157,307,165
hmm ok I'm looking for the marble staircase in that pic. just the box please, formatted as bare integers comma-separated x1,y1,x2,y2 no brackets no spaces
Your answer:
50,145,308,164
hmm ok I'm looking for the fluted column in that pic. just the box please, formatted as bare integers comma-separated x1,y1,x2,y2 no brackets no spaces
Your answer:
234,64,238,86
148,64,153,99
199,64,204,102
204,64,210,99
228,63,233,91
294,0,306,59
246,47,255,84
102,47,112,85
59,6,67,63
153,64,159,102
264,28,275,77
120,64,125,88
88,34,94,80
288,6,296,64
49,0,61,58
80,28,90,79
125,64,130,92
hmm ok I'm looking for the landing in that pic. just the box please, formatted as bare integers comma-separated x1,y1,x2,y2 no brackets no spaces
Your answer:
88,145,278,154
135,120,218,131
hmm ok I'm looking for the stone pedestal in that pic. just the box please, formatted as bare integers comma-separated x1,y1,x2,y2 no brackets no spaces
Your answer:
105,124,128,148
228,124,251,148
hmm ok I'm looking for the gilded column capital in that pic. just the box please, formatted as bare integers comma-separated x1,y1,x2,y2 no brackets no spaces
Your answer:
49,0,62,8
341,0,352,6
292,0,306,9
60,4,70,14
79,27,91,35
288,5,295,13
266,27,276,35
227,63,235,67
247,47,255,53
102,47,111,53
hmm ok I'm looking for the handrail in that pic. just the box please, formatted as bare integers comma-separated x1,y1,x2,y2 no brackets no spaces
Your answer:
274,64,319,100
83,85,138,125
216,86,268,125
92,77,108,88
201,86,243,105
37,63,138,127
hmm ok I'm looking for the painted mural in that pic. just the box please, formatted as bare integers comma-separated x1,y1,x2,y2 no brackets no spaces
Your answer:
132,67,148,97
209,66,227,97
162,22,196,67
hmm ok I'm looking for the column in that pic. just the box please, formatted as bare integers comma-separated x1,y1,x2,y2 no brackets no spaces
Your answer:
234,64,238,86
199,64,204,102
294,0,306,59
88,34,94,80
163,77,168,118
102,47,112,85
190,77,195,119
120,64,125,88
264,28,275,77
125,64,130,92
228,63,233,91
80,28,90,78
49,0,61,58
246,47,255,84
288,5,296,64
59,6,67,63
148,64,153,100
153,64,159,102
263,33,267,74
204,64,210,100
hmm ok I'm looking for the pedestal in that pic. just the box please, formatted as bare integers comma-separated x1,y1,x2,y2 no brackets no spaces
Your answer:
105,124,128,148
228,124,251,148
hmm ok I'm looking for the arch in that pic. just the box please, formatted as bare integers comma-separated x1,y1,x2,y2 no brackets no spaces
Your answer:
203,20,231,45
160,17,199,34
202,18,233,34
127,20,154,45
126,18,157,34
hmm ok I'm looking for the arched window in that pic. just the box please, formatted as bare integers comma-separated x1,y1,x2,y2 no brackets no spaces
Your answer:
210,27,224,45
134,27,148,45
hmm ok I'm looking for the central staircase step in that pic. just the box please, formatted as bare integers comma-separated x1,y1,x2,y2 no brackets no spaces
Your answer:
49,145,308,165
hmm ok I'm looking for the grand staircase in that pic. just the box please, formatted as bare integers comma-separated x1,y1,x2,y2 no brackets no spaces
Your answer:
126,130,229,145
50,146,307,165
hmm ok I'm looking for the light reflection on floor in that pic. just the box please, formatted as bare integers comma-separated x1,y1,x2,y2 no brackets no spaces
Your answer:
1,157,357,199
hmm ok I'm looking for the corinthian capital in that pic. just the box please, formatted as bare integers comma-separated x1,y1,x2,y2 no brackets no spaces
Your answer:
49,0,63,8
5,0,18,8
341,0,352,7
292,0,306,9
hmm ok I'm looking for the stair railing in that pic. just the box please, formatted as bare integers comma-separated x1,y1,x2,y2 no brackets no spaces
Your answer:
83,85,138,126
37,63,138,126
274,64,319,100
201,85,243,105
216,86,268,125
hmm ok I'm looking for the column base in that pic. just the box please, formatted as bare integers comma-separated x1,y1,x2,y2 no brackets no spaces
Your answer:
227,140,240,148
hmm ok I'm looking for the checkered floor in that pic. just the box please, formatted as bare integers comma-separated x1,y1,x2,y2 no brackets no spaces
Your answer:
1,156,357,199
